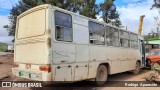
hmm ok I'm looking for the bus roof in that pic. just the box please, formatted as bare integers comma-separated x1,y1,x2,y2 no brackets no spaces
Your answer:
17,4,49,19
18,4,138,35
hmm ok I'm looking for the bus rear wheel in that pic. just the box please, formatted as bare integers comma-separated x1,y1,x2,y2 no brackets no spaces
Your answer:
95,65,108,86
132,62,140,74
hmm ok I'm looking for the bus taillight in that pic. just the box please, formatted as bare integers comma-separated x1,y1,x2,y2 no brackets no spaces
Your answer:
39,64,51,72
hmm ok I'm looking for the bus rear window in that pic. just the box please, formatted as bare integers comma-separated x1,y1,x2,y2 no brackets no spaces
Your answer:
17,9,46,39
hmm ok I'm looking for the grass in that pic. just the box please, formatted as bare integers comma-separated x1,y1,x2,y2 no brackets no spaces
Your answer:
0,43,7,52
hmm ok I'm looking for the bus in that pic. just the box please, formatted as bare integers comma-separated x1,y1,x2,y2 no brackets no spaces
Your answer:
12,4,145,86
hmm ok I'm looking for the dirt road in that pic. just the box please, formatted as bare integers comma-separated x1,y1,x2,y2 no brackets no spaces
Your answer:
0,54,13,80
0,54,159,90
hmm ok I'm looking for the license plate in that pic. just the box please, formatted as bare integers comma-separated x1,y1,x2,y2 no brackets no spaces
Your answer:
19,71,41,80
19,71,29,77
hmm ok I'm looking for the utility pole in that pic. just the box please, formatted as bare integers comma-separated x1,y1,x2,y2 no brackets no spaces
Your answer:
138,15,145,35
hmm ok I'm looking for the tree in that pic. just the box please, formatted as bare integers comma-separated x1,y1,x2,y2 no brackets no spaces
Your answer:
47,0,100,18
149,0,160,40
79,0,99,19
4,6,20,36
152,0,160,8
100,0,121,27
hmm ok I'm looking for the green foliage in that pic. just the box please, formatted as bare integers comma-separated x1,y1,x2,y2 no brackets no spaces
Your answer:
79,0,99,19
100,0,121,27
0,43,7,52
152,0,160,8
114,18,121,27
144,35,160,41
100,0,114,21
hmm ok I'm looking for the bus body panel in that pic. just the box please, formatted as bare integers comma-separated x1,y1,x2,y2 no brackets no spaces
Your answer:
73,63,89,81
73,23,89,44
51,12,90,81
88,62,100,79
15,41,48,64
14,5,49,64
52,64,73,81
52,42,75,64
12,4,143,82
12,5,51,81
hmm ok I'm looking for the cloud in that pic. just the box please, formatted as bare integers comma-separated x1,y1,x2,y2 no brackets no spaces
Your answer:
123,0,147,4
117,0,159,35
0,15,13,44
0,0,18,44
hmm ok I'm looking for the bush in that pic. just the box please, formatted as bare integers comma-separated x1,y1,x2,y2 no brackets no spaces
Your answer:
0,43,7,52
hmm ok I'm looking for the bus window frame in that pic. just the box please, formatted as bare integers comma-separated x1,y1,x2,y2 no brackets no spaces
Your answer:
54,10,73,42
129,32,138,49
119,30,130,48
88,21,105,45
105,26,120,47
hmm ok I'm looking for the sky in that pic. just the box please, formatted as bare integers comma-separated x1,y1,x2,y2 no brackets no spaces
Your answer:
0,0,159,44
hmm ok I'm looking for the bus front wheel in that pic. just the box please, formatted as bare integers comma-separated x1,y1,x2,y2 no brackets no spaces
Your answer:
95,65,108,86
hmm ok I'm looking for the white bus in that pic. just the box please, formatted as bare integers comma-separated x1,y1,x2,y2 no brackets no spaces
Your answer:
12,4,145,86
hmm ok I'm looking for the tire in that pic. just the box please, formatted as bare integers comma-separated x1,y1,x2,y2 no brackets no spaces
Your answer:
132,62,140,74
146,59,151,69
95,65,108,86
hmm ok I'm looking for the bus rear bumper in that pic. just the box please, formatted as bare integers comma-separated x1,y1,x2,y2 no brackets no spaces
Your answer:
12,68,51,81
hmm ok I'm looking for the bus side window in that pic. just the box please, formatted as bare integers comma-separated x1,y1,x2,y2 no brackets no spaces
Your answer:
55,11,72,42
106,27,119,47
120,31,129,48
89,21,105,45
130,34,138,48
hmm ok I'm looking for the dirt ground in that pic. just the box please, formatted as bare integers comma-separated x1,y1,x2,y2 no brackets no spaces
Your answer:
0,54,14,80
0,54,159,90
